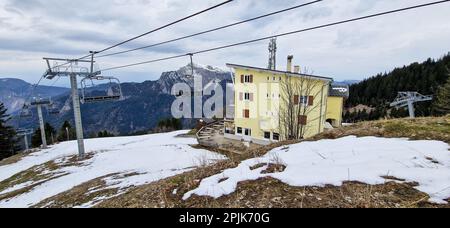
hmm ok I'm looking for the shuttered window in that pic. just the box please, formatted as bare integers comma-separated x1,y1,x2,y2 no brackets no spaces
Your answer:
298,115,308,125
243,75,253,83
296,96,314,106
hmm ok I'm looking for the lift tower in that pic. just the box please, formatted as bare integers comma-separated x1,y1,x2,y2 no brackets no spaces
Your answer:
16,128,33,152
30,97,51,148
43,57,94,159
390,92,433,118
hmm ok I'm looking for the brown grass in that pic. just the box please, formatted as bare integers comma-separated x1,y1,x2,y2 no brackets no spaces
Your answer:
94,116,449,208
11,116,447,208
0,161,66,202
33,174,121,208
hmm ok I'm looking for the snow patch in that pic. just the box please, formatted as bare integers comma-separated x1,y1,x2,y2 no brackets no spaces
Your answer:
184,136,450,204
0,131,226,208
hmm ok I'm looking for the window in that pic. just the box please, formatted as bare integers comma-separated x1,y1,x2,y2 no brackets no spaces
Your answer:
296,96,314,106
244,93,253,101
245,128,252,136
273,133,280,141
240,75,253,83
243,109,250,118
264,132,271,139
273,76,276,81
300,96,308,105
237,127,243,134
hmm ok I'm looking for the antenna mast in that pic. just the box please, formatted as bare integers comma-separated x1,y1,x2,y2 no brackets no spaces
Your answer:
268,38,277,70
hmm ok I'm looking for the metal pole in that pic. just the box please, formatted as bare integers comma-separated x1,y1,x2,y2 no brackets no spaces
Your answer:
190,54,202,119
407,101,415,118
36,104,47,149
70,73,86,159
23,135,29,151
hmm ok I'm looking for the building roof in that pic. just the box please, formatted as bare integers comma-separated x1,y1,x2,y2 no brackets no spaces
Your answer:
329,83,350,98
226,63,333,82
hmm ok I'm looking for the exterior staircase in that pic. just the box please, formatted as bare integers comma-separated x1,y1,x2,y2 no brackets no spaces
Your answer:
196,120,225,147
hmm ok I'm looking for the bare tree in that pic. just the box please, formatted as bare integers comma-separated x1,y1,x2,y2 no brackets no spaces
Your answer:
278,68,325,140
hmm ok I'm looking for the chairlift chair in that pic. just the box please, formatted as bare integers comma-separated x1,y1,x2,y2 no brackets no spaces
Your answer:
47,101,60,115
17,128,33,136
80,75,124,104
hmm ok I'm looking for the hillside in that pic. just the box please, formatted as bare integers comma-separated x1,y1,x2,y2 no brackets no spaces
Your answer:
0,131,225,208
11,64,232,136
346,53,450,120
1,116,448,208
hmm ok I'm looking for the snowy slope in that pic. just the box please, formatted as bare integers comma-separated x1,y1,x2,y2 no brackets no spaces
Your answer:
0,131,225,208
184,136,450,204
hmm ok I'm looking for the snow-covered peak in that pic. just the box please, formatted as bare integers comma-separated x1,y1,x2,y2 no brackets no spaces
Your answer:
177,63,229,75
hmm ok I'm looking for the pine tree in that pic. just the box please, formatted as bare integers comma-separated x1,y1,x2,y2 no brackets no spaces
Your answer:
57,121,75,142
31,122,57,148
433,76,450,115
0,103,18,160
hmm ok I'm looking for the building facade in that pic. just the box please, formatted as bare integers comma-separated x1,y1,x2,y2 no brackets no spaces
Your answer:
226,60,335,145
326,84,350,128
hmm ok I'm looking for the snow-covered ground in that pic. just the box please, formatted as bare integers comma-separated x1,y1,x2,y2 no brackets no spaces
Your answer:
0,131,225,208
184,136,450,204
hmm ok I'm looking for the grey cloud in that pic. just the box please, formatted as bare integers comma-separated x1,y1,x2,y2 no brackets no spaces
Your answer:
0,37,84,55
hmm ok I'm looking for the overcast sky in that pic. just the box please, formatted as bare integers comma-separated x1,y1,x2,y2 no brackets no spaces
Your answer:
0,0,449,87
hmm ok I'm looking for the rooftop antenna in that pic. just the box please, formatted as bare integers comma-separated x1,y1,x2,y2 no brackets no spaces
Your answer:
390,92,433,118
268,37,277,70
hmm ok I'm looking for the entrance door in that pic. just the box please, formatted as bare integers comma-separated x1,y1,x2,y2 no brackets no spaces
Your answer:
243,128,252,141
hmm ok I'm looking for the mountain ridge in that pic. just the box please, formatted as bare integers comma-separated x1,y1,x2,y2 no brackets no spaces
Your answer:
0,78,69,113
8,64,233,135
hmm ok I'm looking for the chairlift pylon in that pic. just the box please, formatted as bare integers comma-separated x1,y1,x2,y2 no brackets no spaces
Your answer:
80,75,124,104
19,104,32,118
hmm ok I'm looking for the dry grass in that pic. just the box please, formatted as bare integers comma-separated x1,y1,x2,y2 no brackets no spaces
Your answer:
8,116,447,208
0,152,30,167
0,161,65,202
96,169,449,208
33,174,121,208
94,116,449,208
315,116,450,143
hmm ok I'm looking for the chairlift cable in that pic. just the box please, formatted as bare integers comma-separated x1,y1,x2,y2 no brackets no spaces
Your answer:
46,0,234,71
96,0,323,58
100,0,450,72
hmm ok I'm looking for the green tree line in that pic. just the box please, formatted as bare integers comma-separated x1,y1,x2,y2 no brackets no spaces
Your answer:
345,53,450,122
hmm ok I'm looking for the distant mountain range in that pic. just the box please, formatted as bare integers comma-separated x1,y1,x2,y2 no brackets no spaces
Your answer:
1,65,365,136
2,64,232,136
0,78,69,113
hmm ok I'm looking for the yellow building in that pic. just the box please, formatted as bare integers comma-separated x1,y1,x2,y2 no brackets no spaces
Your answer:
226,56,340,145
326,84,349,128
